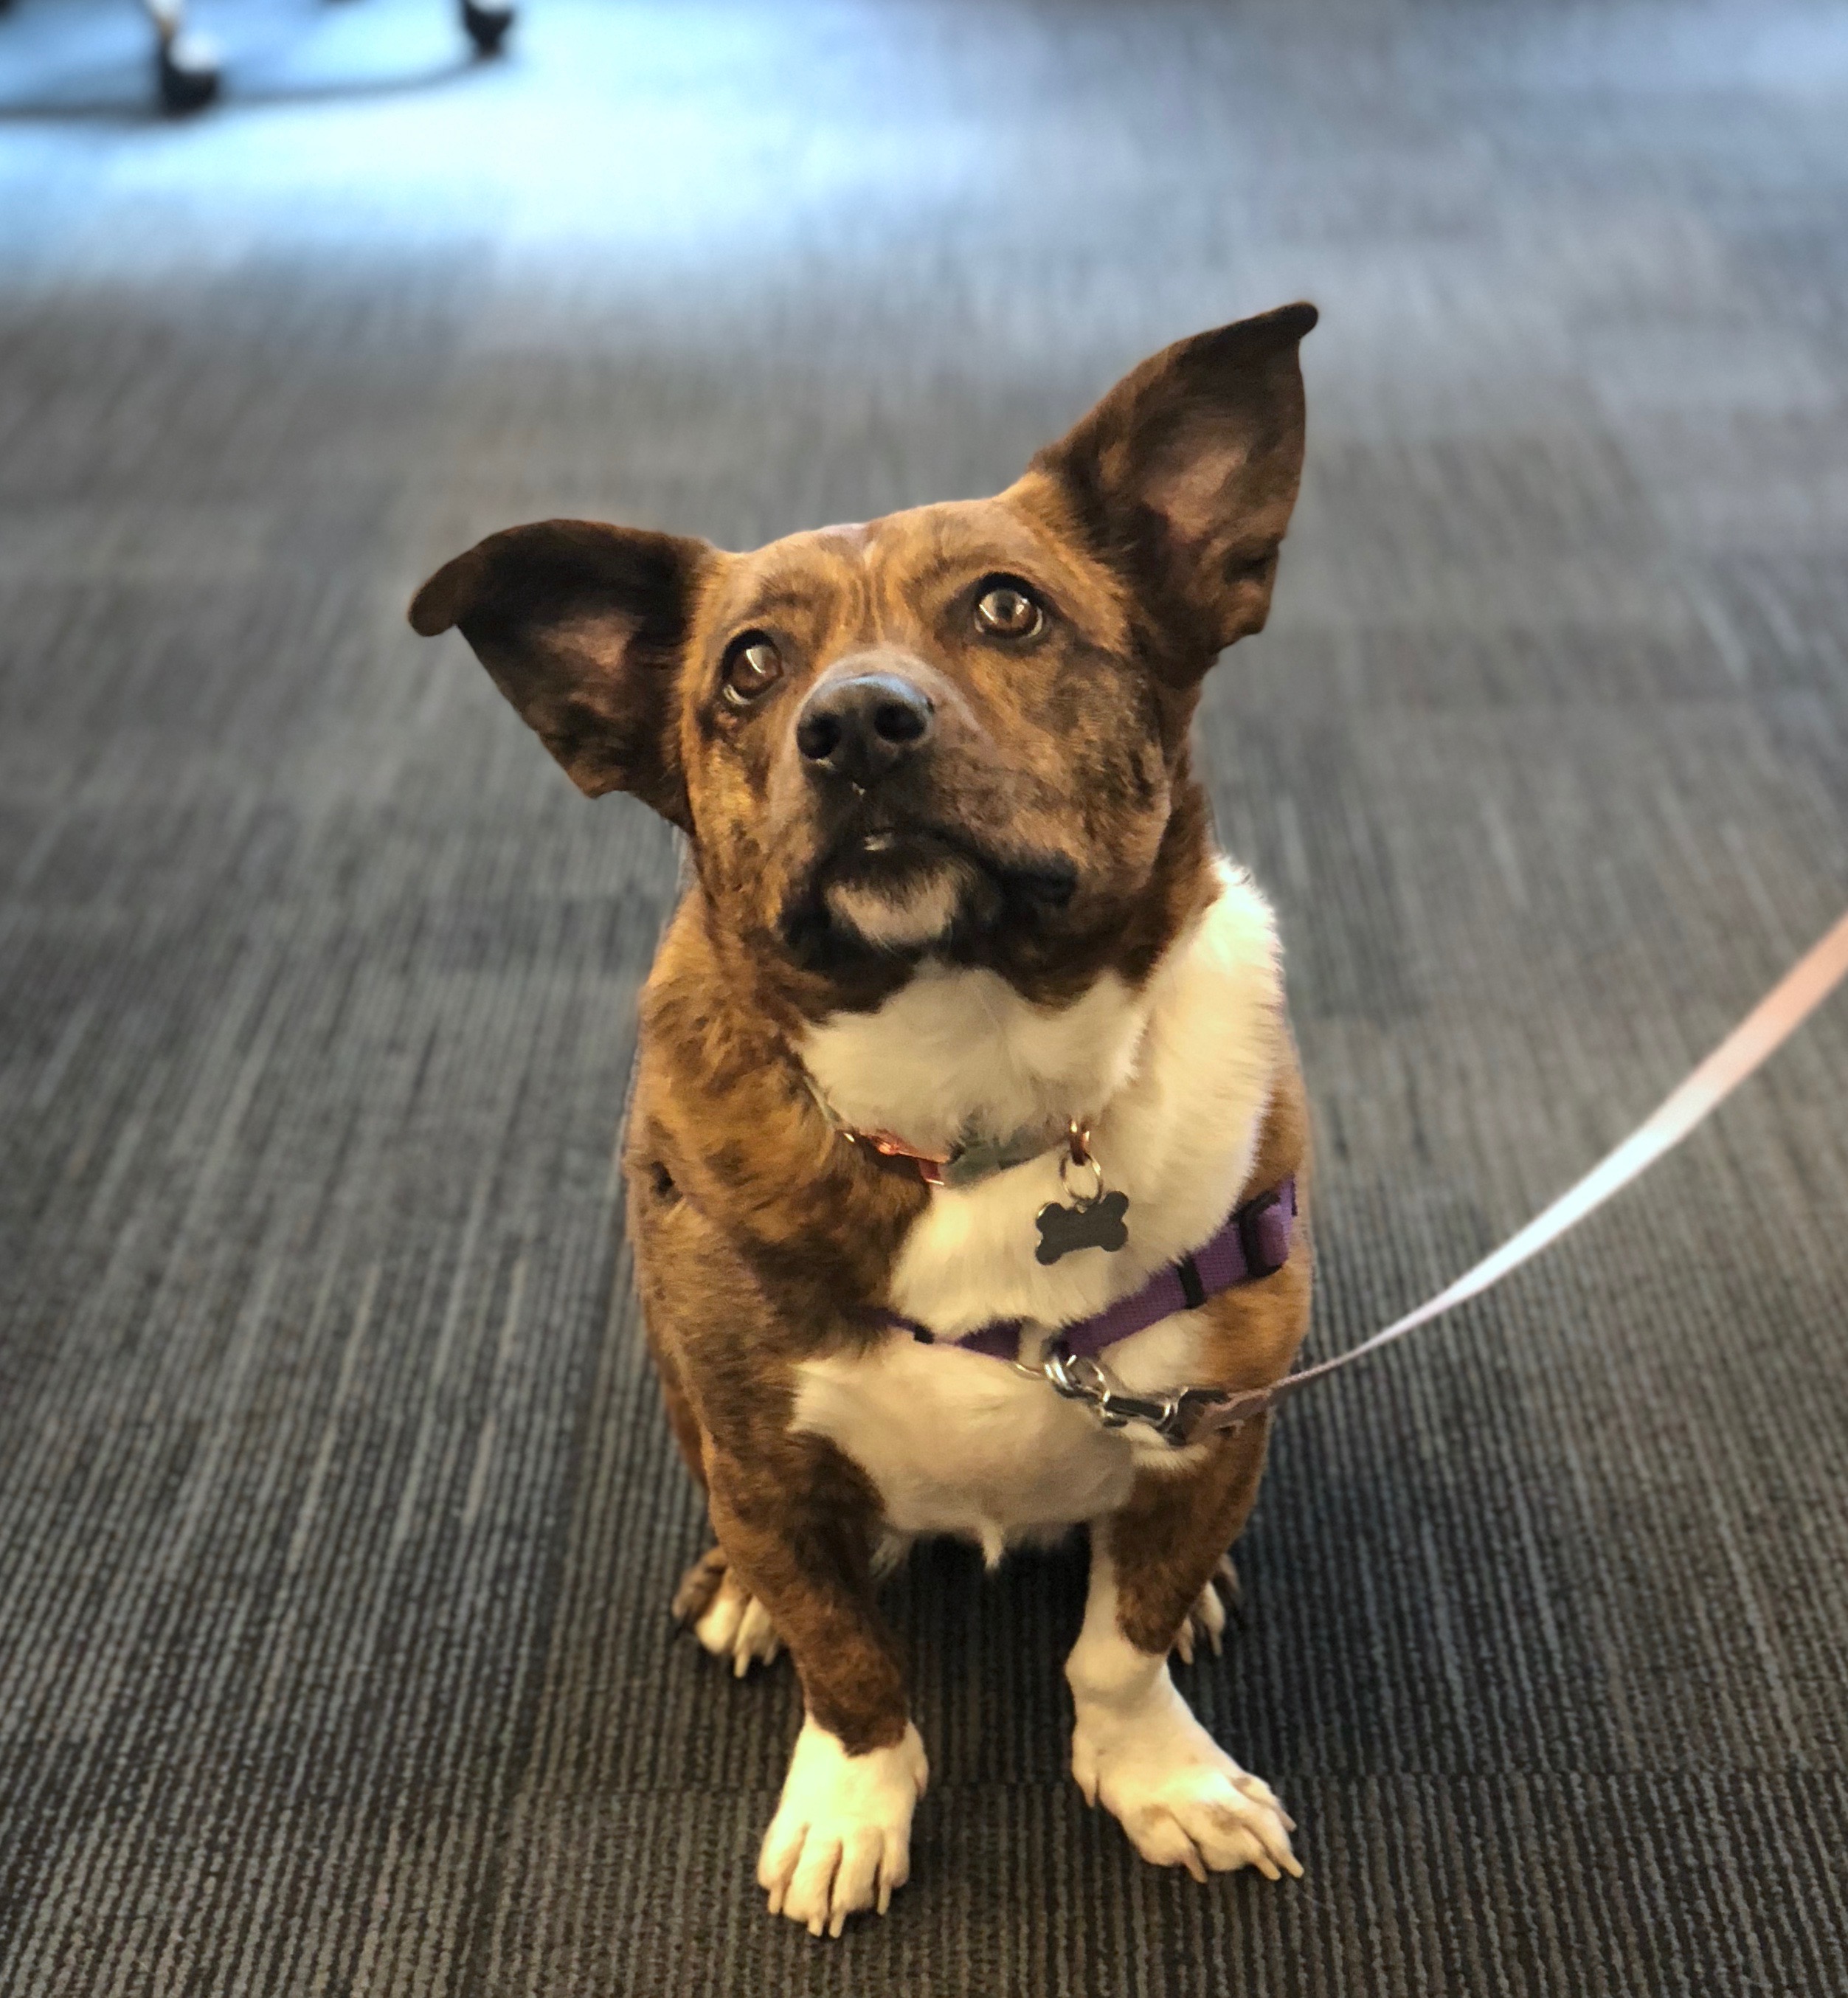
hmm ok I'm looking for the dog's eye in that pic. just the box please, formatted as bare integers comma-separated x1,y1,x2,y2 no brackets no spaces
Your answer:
722,635,783,707
974,581,1044,640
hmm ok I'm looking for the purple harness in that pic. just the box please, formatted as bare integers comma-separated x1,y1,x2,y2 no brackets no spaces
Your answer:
882,1178,1297,1363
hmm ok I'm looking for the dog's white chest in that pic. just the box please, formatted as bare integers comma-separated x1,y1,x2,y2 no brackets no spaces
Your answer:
793,1338,1138,1560
792,866,1286,1555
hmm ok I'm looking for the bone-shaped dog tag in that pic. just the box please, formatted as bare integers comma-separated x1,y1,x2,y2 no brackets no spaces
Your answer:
1034,1190,1130,1265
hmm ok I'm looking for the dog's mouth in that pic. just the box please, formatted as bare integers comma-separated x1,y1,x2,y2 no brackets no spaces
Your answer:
780,812,1077,967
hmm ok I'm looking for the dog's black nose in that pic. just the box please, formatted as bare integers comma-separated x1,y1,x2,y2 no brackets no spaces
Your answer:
795,672,935,787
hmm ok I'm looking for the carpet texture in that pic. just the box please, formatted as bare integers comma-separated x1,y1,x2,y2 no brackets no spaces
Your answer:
2,1,1847,1992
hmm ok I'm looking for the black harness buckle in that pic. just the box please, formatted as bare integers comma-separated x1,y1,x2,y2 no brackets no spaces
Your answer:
1236,1189,1289,1279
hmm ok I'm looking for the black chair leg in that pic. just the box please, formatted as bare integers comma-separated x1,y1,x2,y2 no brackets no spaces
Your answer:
461,0,514,56
144,0,220,111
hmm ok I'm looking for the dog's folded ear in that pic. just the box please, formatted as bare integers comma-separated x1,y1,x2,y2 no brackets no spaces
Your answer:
1031,301,1317,671
409,520,713,829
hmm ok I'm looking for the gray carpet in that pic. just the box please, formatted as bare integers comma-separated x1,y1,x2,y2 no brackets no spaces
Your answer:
3,0,1847,1991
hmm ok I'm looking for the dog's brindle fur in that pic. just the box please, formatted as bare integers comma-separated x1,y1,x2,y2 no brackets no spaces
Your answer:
412,301,1317,1916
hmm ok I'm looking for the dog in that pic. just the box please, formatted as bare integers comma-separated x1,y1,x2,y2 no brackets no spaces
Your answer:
409,300,1318,1936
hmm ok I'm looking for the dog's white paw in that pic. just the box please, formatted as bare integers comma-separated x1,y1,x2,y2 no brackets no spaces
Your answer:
1171,1555,1240,1665
693,1574,782,1676
1071,1680,1299,1884
758,1718,928,1937
673,1549,782,1676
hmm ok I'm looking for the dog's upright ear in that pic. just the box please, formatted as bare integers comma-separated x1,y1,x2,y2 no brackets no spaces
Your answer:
409,520,714,830
1030,302,1317,672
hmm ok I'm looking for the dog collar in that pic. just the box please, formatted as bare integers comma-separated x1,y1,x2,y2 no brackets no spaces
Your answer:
803,1074,1076,1190
809,1078,1138,1265
882,1177,1295,1370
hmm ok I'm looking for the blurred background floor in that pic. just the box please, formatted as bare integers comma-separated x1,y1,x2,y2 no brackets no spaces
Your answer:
3,1,1847,1992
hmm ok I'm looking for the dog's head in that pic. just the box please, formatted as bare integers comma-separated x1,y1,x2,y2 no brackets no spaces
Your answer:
410,304,1315,1008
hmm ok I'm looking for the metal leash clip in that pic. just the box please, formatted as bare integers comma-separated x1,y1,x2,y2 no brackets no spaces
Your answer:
1035,1345,1276,1449
1041,1346,1192,1445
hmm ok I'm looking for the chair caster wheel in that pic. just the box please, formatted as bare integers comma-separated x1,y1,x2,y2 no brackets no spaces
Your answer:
157,31,220,112
461,0,513,55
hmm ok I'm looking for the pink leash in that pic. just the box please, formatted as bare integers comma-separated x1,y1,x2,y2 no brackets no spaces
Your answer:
1068,910,1848,1445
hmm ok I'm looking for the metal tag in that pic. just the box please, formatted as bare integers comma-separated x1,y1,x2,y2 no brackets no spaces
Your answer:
1034,1190,1130,1264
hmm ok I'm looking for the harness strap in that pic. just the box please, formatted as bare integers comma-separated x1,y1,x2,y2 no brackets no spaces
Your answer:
885,1178,1297,1365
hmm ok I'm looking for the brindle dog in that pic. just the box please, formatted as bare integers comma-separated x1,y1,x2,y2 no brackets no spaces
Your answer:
411,301,1318,1935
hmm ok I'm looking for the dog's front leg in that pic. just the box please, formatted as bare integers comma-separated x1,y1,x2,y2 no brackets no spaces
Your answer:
706,1448,927,1936
1068,1431,1301,1884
